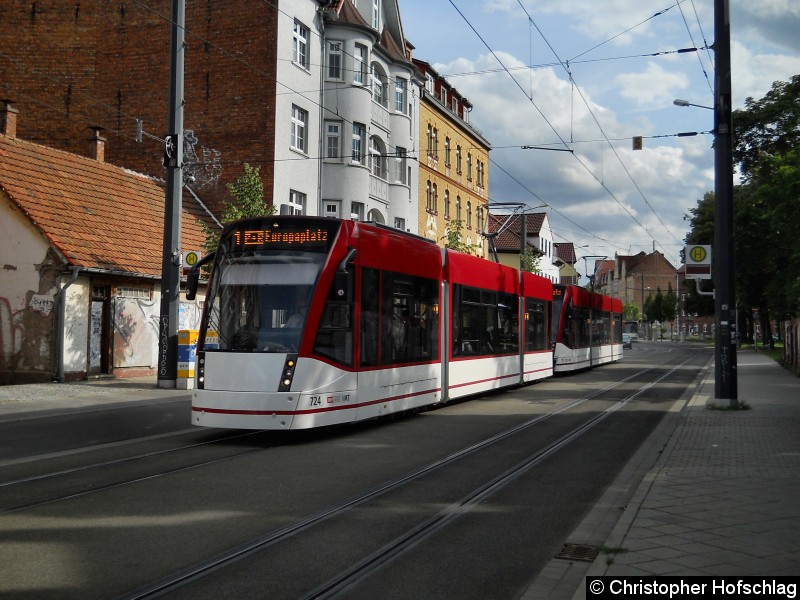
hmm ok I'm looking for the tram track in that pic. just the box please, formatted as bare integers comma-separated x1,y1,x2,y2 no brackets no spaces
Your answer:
0,356,670,516
0,429,272,513
116,351,706,600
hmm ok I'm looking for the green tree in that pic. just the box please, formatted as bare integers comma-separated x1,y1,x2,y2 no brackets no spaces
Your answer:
200,163,274,254
734,75,800,184
684,76,800,338
622,302,640,322
522,246,542,274
441,219,471,254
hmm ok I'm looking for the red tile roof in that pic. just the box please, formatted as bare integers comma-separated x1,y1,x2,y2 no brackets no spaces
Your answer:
487,212,546,251
554,242,576,264
0,132,217,278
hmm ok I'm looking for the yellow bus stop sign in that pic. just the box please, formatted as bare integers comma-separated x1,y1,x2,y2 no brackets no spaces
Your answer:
689,245,707,263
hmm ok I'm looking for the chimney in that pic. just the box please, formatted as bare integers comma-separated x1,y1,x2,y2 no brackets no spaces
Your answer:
1,100,18,139
88,126,106,162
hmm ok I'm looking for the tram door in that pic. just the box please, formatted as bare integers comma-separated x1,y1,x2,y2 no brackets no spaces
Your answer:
89,285,112,375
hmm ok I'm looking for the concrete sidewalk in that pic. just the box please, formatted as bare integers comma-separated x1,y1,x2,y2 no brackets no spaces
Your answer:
0,376,187,417
525,349,800,599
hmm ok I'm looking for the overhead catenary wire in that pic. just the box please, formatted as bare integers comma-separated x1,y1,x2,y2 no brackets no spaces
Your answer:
455,0,691,262
447,0,678,259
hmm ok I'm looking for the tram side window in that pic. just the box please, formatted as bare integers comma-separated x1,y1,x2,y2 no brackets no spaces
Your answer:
526,299,549,351
573,306,591,348
360,268,439,367
613,314,622,342
453,286,518,356
496,292,519,353
360,268,381,366
596,312,610,344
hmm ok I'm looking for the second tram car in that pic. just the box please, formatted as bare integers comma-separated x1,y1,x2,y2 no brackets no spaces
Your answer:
186,216,621,430
552,285,623,372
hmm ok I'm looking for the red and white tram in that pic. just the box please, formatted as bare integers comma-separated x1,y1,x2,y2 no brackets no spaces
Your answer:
186,216,618,430
552,284,623,372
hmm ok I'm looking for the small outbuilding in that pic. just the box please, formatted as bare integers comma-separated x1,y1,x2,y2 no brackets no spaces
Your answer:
0,102,218,384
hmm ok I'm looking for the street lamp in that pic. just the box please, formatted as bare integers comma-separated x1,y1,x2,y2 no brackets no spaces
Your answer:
673,98,714,110
581,255,607,368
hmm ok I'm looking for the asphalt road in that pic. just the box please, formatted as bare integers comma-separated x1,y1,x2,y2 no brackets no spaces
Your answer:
0,343,711,599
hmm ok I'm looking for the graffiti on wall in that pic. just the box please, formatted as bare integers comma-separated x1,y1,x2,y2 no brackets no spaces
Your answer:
113,297,160,369
112,298,203,369
179,301,203,331
29,294,56,316
0,297,24,365
183,130,222,189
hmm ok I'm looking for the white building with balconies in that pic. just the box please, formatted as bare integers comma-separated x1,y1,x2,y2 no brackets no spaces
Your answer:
275,0,420,231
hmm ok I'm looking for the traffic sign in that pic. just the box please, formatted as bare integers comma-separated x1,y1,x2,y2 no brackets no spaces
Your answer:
183,250,201,271
685,244,712,280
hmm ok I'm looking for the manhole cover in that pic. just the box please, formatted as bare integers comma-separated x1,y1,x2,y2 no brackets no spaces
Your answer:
555,543,600,562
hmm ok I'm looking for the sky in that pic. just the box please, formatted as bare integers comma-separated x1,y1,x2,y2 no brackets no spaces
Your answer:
399,0,800,279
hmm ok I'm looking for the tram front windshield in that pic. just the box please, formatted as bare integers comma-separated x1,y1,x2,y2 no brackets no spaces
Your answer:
201,251,325,353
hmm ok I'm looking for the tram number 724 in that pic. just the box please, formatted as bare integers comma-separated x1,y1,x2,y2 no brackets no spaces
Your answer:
309,394,352,407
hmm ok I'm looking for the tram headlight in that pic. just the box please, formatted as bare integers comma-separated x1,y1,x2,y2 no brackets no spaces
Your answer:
278,354,298,392
197,351,206,389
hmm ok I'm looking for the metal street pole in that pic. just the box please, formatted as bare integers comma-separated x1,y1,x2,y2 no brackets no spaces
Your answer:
157,0,185,389
713,0,737,404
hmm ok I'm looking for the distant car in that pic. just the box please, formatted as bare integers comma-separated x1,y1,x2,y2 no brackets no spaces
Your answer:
622,333,633,349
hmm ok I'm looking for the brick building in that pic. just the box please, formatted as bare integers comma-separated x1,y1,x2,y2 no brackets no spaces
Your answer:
0,0,420,226
593,251,678,323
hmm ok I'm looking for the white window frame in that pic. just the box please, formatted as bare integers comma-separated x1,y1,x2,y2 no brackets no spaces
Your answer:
292,21,309,70
370,63,386,107
351,201,365,221
369,136,387,180
327,41,343,80
354,44,367,85
395,146,407,184
325,120,341,160
351,122,365,164
290,105,307,153
324,200,341,219
394,78,407,113
288,190,306,215
425,73,434,94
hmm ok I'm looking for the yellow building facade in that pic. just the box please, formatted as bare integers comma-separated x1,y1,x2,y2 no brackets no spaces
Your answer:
414,60,490,256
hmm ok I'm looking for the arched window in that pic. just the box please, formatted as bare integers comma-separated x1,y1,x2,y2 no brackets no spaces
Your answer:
466,201,472,228
426,180,432,212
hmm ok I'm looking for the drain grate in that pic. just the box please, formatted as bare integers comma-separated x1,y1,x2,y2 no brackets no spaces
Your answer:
555,543,601,562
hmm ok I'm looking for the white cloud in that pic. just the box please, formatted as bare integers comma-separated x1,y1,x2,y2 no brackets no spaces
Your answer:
400,0,798,267
730,41,800,105
615,62,690,107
